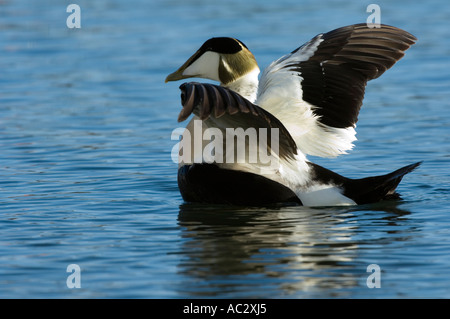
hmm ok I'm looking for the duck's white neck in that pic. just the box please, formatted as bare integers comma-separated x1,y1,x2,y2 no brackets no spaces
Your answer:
222,68,260,103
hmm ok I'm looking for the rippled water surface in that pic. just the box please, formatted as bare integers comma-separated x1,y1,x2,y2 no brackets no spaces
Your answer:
1,0,450,298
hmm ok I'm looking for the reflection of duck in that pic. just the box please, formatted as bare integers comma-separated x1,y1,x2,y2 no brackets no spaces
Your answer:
166,24,420,206
176,202,413,297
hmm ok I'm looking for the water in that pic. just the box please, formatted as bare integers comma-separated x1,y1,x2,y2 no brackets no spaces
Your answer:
1,0,449,298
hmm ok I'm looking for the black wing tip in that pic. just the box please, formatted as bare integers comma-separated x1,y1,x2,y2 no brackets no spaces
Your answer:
344,161,422,205
338,23,417,41
176,82,299,160
298,23,416,129
321,23,417,56
177,82,197,122
178,81,269,121
394,161,423,176
380,161,423,201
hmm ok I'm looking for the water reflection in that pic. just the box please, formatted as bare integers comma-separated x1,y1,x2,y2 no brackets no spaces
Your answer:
176,202,412,297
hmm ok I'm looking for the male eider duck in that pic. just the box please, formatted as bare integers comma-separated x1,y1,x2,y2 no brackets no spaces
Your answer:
166,23,421,206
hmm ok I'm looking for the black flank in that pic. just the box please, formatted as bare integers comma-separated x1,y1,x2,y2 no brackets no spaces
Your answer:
178,164,302,206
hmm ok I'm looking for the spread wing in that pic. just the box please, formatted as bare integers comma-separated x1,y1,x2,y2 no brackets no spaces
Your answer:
177,82,298,162
256,23,416,158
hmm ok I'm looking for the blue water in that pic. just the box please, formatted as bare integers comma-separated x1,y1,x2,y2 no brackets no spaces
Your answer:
1,0,450,298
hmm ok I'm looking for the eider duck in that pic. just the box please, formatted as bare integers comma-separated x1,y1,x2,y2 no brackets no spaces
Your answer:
166,23,420,206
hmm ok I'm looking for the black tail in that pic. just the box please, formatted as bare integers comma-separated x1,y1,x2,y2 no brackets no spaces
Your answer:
343,162,422,205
